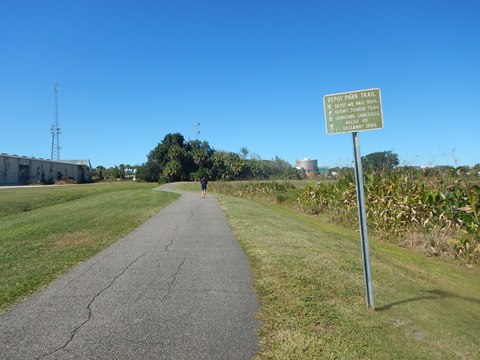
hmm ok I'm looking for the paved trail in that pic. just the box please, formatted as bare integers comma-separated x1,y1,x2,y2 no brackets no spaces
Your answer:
0,184,259,359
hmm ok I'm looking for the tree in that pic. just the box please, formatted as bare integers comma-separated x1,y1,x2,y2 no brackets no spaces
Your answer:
188,140,214,180
162,160,183,182
248,156,300,180
141,133,187,182
239,147,249,159
118,164,126,179
211,151,248,180
190,140,214,165
90,165,105,181
137,133,217,182
362,151,399,172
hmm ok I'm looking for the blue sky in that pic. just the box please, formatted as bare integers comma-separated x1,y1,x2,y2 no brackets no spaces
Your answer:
1,0,479,168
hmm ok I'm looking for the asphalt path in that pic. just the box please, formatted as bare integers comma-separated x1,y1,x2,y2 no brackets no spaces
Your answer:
0,183,260,359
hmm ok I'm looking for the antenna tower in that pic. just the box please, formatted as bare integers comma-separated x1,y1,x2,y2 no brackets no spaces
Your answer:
50,83,61,160
195,122,200,139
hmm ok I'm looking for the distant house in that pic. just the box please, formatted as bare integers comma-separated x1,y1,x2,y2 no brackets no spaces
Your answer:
0,153,91,185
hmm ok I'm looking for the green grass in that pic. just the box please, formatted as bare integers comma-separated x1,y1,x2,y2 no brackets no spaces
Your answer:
3,181,479,358
218,195,480,359
0,182,153,217
0,182,179,312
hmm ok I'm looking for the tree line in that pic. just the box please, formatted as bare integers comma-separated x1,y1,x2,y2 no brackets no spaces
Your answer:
328,150,480,179
90,132,300,183
89,136,479,183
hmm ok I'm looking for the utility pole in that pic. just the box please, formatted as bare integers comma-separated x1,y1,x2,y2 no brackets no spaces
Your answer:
50,83,61,160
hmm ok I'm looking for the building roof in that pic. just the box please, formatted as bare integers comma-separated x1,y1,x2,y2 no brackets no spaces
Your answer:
62,160,92,168
1,153,91,168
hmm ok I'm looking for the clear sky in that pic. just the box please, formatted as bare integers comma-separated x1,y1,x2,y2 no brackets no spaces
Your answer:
1,0,479,168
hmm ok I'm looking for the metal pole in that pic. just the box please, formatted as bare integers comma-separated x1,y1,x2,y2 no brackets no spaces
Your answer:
352,132,375,310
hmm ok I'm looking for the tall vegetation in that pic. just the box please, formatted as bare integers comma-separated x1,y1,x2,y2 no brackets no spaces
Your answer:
297,170,479,261
90,164,137,181
209,168,480,265
133,132,300,182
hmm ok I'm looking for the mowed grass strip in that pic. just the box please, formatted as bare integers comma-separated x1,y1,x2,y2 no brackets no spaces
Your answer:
219,195,480,359
0,182,142,217
0,183,179,312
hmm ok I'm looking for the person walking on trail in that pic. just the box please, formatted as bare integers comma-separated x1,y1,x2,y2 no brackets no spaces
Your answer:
200,177,208,198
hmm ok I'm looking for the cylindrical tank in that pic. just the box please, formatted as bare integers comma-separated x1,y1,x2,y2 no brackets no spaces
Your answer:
295,158,318,177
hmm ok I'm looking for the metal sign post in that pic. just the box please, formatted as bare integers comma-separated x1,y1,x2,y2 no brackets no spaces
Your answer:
352,131,374,309
323,88,383,310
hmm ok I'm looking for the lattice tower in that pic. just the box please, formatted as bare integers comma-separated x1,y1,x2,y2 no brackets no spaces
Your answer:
50,83,61,160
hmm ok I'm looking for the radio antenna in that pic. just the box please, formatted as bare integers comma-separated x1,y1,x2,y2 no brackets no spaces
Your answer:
50,83,61,160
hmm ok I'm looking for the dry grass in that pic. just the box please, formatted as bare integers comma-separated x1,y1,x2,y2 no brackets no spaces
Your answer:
50,230,94,248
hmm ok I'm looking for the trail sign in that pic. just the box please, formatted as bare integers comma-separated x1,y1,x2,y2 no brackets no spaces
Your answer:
322,87,384,310
324,88,383,135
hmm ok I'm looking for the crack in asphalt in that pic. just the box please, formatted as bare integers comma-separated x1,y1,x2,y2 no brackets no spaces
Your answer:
133,253,187,304
36,253,146,360
154,256,187,304
128,256,187,344
133,224,183,304
164,224,179,252
167,257,187,294
58,249,116,292
132,208,194,304
164,210,193,251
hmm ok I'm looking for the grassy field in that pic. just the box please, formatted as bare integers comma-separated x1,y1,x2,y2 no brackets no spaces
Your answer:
2,181,479,358
221,195,480,359
0,182,179,312
177,182,480,359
